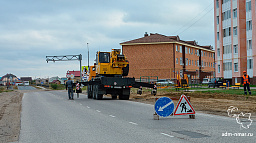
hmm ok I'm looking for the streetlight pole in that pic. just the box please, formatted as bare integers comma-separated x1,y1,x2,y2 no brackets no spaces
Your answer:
87,43,89,74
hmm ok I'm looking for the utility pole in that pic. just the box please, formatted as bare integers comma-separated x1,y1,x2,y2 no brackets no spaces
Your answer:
87,43,89,73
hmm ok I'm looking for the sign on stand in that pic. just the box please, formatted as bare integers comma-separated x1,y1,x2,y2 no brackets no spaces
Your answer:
173,94,195,115
155,97,175,117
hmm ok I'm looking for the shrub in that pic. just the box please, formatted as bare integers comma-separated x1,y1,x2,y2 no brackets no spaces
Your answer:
51,84,58,90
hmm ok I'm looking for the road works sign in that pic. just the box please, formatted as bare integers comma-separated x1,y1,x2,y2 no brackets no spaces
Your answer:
174,95,195,115
155,97,175,117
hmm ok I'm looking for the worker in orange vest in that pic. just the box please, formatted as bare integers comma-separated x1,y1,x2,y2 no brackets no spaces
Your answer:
242,71,251,95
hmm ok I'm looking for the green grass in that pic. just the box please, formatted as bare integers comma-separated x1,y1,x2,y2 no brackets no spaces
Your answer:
50,84,66,90
195,89,256,96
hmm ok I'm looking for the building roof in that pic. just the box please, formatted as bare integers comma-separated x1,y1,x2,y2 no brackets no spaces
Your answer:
120,33,214,52
51,80,60,83
0,73,18,81
66,71,81,77
20,77,32,81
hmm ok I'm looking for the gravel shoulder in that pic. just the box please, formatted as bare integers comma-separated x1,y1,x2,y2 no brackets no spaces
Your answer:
0,91,23,143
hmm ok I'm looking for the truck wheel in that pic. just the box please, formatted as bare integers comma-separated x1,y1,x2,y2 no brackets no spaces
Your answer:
112,95,117,99
92,85,96,99
94,85,102,100
119,94,130,100
88,85,92,99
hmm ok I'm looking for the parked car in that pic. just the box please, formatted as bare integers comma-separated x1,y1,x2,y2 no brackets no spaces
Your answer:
156,79,174,86
208,78,224,88
202,78,210,84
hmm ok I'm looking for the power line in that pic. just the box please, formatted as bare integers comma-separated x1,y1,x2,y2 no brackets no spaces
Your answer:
174,2,214,35
177,7,214,35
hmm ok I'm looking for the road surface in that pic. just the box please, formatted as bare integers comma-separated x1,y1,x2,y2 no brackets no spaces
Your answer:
17,86,36,90
18,91,256,143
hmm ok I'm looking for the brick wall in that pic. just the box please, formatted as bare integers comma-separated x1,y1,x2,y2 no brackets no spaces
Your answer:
122,43,215,80
122,44,174,79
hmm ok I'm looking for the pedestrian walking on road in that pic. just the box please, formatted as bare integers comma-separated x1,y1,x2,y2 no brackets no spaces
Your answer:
242,71,251,95
66,77,74,100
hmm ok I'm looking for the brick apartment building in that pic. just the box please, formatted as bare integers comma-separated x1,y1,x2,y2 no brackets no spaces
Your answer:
214,0,256,84
120,33,215,82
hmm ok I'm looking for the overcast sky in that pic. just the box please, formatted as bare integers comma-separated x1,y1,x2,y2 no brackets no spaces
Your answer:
0,0,214,79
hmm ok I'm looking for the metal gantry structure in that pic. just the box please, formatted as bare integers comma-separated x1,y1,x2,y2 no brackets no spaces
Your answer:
46,54,83,81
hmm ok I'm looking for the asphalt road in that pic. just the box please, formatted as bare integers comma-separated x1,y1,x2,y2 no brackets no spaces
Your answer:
18,91,256,143
17,86,36,90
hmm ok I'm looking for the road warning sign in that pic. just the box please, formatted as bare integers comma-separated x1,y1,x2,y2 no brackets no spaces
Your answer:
173,95,195,115
76,83,80,90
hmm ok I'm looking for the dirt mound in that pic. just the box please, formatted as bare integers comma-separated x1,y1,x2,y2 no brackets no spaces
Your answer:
130,91,256,119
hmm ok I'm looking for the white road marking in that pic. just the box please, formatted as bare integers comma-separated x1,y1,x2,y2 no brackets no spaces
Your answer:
109,115,116,118
129,122,138,125
87,106,90,108
161,133,174,138
96,110,101,112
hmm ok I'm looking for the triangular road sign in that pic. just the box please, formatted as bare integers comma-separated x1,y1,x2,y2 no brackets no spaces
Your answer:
174,94,195,115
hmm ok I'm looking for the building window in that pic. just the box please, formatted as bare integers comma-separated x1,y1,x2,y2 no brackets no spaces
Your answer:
211,63,212,67
233,8,237,18
223,62,232,71
191,49,193,54
246,1,251,12
192,60,193,65
233,44,238,54
189,60,191,65
185,47,187,54
223,45,232,54
176,58,178,64
197,60,199,67
246,20,252,31
247,40,252,50
176,45,178,51
222,9,231,21
218,65,220,73
186,58,188,65
189,48,190,54
217,16,219,24
234,63,238,72
180,46,182,53
233,26,237,36
247,59,253,69
216,0,219,8
195,60,197,66
223,27,231,37
180,57,183,65
217,32,219,40
217,48,220,56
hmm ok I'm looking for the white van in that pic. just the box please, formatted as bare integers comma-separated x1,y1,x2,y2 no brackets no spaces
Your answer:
23,81,29,86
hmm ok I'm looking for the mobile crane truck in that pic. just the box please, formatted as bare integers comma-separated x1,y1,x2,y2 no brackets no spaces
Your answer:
77,49,157,100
